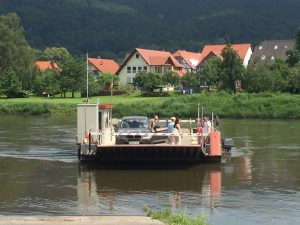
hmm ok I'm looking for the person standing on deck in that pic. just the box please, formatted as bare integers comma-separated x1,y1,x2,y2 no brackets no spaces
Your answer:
150,115,159,132
168,117,176,144
203,117,211,144
173,118,181,145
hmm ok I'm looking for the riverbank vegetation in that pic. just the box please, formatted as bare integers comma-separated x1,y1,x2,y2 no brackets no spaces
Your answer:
144,207,208,225
1,92,299,119
0,13,299,119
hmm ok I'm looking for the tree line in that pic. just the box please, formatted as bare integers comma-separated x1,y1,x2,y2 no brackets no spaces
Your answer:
0,13,299,99
0,0,300,58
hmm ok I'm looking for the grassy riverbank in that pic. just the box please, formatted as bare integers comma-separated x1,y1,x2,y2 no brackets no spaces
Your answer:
144,207,208,225
0,92,299,119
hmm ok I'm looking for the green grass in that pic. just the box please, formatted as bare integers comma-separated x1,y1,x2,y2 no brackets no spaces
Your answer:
1,92,299,119
144,206,208,225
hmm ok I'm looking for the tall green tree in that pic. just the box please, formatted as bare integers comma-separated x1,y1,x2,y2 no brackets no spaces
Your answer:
220,45,245,92
39,47,71,65
296,27,300,52
0,69,22,98
287,62,300,93
286,49,300,67
60,56,85,98
43,70,60,97
201,57,222,90
0,13,35,90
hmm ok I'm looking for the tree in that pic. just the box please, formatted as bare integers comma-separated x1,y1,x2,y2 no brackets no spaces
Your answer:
0,69,22,98
43,70,60,97
286,49,300,67
244,64,283,93
134,72,163,95
286,62,300,93
0,13,35,91
201,57,222,90
98,73,119,91
39,47,71,65
220,45,245,92
60,56,85,98
296,27,300,52
181,73,199,90
161,71,180,87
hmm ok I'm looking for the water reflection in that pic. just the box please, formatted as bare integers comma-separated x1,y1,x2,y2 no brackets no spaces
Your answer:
77,164,222,214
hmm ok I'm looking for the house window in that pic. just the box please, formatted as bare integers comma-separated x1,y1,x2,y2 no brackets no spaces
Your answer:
136,54,139,59
127,77,132,84
259,46,263,50
143,66,147,71
127,66,131,73
284,45,288,49
132,67,137,73
271,56,275,60
274,45,278,50
165,66,172,71
155,66,162,73
261,55,266,60
138,66,142,72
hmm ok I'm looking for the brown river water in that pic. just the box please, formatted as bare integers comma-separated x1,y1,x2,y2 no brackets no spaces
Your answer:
0,115,299,225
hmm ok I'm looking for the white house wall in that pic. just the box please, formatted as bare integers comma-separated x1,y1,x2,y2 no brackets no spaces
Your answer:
243,47,252,68
118,52,149,85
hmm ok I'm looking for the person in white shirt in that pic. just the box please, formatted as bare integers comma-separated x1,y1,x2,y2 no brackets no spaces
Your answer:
203,117,211,135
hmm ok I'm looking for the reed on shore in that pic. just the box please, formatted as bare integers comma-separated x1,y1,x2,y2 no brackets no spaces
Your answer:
144,206,208,225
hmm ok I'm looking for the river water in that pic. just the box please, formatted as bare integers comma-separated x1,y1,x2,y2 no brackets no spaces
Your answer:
0,115,299,225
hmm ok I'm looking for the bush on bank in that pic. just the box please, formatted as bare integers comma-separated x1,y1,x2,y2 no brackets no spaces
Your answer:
0,92,299,119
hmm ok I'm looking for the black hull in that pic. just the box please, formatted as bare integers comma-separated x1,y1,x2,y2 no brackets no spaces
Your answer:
79,144,221,164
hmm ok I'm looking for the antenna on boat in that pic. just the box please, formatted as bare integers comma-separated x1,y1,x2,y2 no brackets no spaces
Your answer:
86,52,89,103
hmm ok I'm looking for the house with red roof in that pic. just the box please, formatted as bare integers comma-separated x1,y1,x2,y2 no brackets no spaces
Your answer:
35,60,60,72
173,50,202,73
117,48,185,85
199,44,252,68
88,58,119,75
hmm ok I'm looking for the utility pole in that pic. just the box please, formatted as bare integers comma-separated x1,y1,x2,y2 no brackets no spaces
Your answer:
86,52,89,103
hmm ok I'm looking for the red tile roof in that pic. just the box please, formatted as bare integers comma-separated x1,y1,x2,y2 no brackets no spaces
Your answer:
35,61,60,72
200,44,251,63
88,58,119,74
173,50,202,69
136,48,183,68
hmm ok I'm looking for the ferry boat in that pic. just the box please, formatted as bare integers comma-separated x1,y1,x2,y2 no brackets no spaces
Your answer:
76,104,233,164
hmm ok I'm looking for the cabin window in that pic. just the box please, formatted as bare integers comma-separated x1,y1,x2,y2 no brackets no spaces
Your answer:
132,67,137,73
127,66,131,73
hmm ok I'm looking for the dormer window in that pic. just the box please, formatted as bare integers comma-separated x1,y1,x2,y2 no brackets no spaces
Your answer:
261,55,266,60
284,45,288,49
259,46,263,50
271,56,275,60
274,45,278,50
136,53,139,59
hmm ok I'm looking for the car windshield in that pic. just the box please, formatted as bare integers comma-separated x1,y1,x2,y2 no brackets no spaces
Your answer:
120,118,148,129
